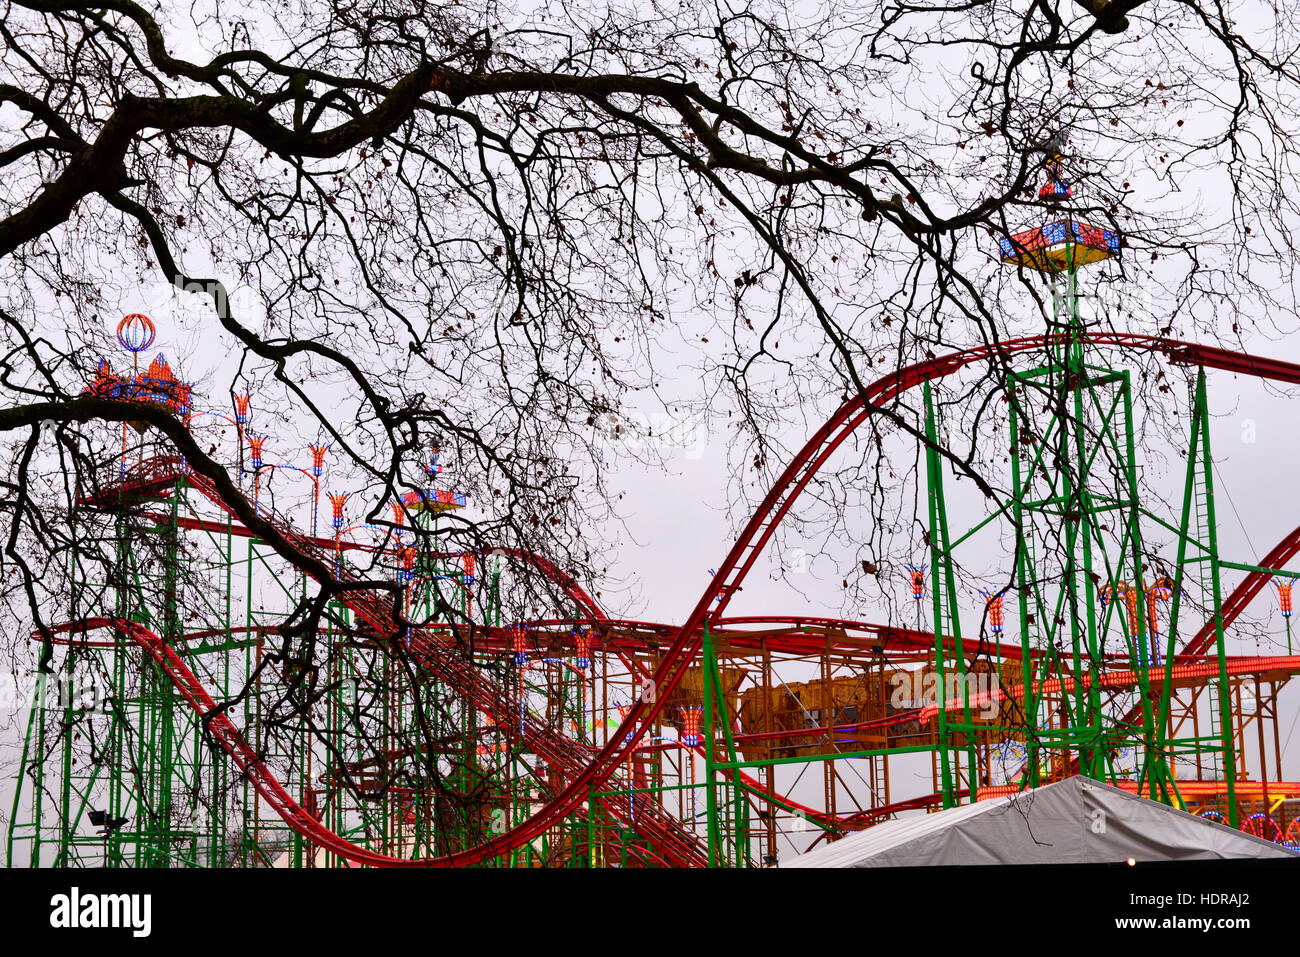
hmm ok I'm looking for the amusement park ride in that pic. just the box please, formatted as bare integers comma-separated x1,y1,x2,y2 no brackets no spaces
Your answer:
8,153,1300,867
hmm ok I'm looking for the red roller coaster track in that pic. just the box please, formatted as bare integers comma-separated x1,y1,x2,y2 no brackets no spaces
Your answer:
57,332,1300,865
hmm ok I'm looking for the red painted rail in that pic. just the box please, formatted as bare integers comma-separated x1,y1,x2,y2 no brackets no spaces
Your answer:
64,332,1300,863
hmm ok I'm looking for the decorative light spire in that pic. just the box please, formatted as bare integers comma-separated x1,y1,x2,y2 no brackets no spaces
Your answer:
573,628,591,670
978,588,1006,635
678,705,703,747
905,564,926,602
248,434,266,471
615,703,634,744
308,443,329,478
1272,577,1294,618
1147,580,1174,666
398,544,417,582
327,491,349,529
1273,576,1295,654
510,624,528,663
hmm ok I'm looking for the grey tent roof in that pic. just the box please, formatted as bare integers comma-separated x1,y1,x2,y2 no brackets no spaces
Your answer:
784,776,1299,867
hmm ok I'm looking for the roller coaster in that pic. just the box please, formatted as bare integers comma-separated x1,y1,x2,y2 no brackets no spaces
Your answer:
9,166,1300,867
